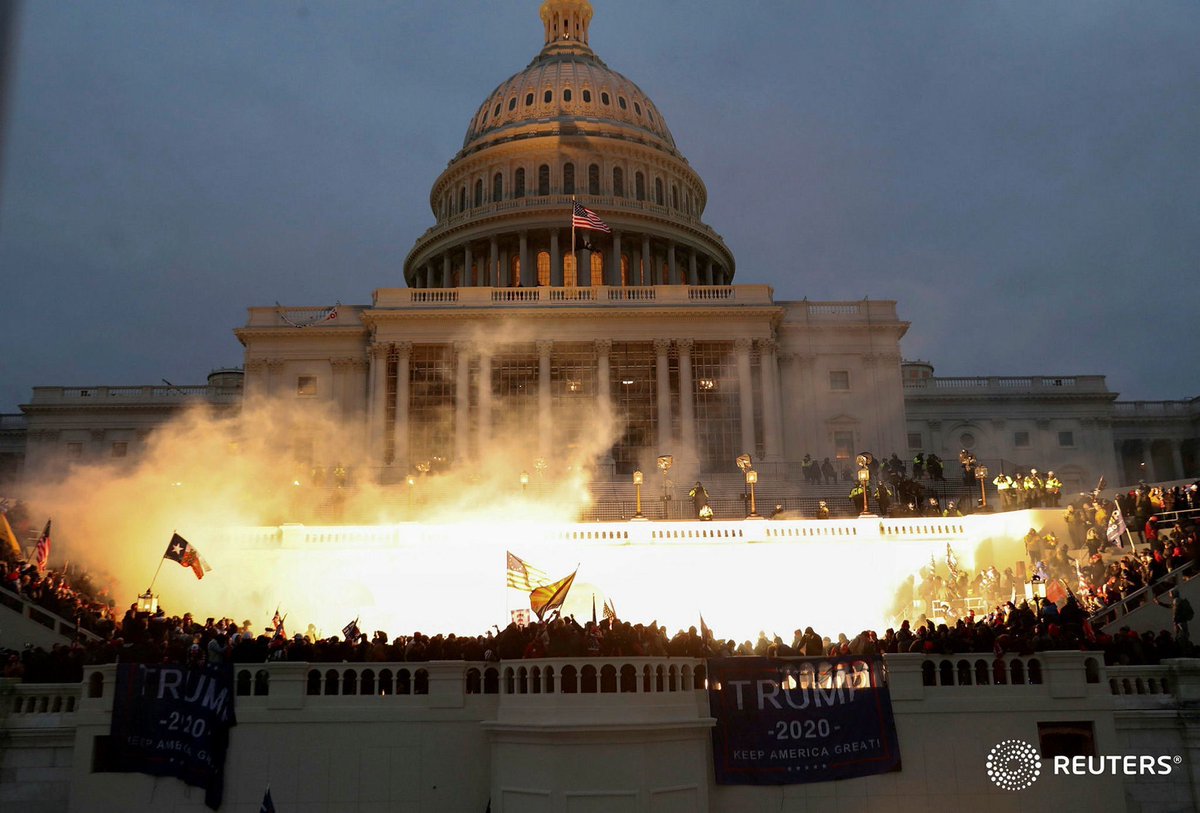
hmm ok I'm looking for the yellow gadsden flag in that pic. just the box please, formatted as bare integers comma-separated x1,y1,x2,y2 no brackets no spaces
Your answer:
0,512,20,557
529,569,577,621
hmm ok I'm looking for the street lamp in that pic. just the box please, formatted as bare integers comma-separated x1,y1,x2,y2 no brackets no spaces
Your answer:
406,474,416,511
745,469,759,517
633,470,645,519
975,464,989,509
520,471,530,493
656,455,673,504
857,467,872,516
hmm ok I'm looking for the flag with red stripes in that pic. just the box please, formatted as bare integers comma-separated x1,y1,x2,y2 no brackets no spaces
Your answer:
34,519,51,572
572,201,611,233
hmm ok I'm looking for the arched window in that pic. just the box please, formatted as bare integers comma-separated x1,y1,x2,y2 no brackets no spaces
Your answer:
458,186,466,213
620,254,630,286
525,92,534,106
635,172,645,201
544,89,553,103
563,88,572,102
538,164,550,196
655,178,664,205
601,91,610,105
672,184,679,210
613,167,624,197
564,254,578,287
510,255,521,287
514,167,526,198
588,163,600,195
537,251,550,287
474,179,483,207
618,96,627,110
634,101,642,116
590,251,604,286
582,89,592,103
508,97,516,111
493,103,500,118
492,172,503,202
563,162,575,195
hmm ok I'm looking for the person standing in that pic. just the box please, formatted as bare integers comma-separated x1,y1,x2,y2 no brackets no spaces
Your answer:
688,481,710,519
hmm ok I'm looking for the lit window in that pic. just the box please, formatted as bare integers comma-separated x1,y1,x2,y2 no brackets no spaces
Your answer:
1058,431,1075,447
829,370,850,390
537,251,550,287
590,251,604,286
1014,431,1030,448
297,376,317,396
111,442,128,458
833,431,854,460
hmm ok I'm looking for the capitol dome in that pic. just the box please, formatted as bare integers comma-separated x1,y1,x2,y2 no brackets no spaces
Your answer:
404,0,735,291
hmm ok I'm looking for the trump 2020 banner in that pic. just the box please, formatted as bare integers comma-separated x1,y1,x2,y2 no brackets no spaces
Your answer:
109,663,238,810
707,656,901,784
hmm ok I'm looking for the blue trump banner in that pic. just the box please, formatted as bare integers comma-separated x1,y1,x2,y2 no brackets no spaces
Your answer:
110,663,237,809
707,656,900,784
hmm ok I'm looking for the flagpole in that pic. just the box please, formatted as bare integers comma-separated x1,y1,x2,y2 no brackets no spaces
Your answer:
146,533,171,594
571,195,576,285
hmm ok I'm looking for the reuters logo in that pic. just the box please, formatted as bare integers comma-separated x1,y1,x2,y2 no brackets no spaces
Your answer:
986,739,1042,791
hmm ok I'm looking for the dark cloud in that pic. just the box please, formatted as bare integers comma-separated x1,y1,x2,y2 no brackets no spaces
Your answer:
2,0,1197,410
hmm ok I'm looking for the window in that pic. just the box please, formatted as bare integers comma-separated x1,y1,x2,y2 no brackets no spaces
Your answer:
829,370,850,390
582,89,591,102
634,101,642,115
563,88,572,102
590,251,604,286
510,255,521,287
514,167,525,198
833,431,854,460
601,92,610,105
525,92,534,106
474,179,483,207
544,89,552,103
563,162,575,195
618,96,627,109
1014,431,1031,448
647,107,654,123
960,432,975,450
536,251,550,287
620,254,630,286
588,163,600,195
612,167,624,197
907,433,922,450
507,97,516,111
1038,721,1095,760
635,171,645,201
671,185,678,210
66,442,83,459
538,164,550,196
492,173,503,202
654,177,664,205
493,103,500,118
458,187,466,213
564,254,578,287
111,442,128,458
297,376,318,396
1058,431,1075,447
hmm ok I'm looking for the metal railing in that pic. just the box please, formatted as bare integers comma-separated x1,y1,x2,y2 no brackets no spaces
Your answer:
1088,560,1197,628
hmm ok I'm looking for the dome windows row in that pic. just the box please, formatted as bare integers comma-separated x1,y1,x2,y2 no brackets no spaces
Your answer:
439,160,701,221
472,82,660,140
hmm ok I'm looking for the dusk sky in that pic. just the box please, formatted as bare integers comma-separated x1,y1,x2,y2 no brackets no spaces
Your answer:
2,0,1197,413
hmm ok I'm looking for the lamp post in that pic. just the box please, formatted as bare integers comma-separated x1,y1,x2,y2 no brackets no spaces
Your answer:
975,464,989,509
406,474,416,511
656,454,673,507
520,471,530,494
857,467,871,515
633,470,644,519
745,469,759,517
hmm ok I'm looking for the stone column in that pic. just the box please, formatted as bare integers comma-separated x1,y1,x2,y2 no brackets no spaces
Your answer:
642,235,652,284
477,351,492,458
688,249,698,286
454,343,470,464
368,344,390,467
489,236,499,287
550,229,562,287
393,342,412,471
500,247,510,287
759,338,783,462
610,230,622,286
463,243,473,287
580,244,592,286
632,245,643,286
735,338,756,456
667,241,677,284
1171,441,1185,481
677,339,696,462
519,231,531,287
595,339,615,475
537,341,553,456
704,257,714,286
654,339,673,451
441,252,451,288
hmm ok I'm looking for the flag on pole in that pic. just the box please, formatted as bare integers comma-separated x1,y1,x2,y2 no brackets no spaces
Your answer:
602,598,617,623
271,607,286,637
506,551,549,591
530,569,577,621
700,614,713,641
342,617,360,642
0,512,20,558
259,787,276,813
945,543,959,581
34,520,51,572
571,201,611,233
1106,505,1127,547
163,533,211,579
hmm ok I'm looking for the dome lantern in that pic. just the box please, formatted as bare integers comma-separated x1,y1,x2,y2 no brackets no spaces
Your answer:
540,0,593,48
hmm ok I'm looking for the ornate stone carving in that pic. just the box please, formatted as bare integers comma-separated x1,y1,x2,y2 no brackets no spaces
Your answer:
536,340,554,357
756,337,777,355
675,338,694,353
244,358,267,372
653,339,672,354
733,337,753,351
90,429,105,441
593,339,613,354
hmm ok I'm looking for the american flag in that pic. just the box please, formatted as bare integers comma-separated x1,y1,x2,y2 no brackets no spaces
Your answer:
507,550,549,591
572,201,611,233
342,617,360,642
34,519,51,572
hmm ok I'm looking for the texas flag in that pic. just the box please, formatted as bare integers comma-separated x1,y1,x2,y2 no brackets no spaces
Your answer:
163,533,212,580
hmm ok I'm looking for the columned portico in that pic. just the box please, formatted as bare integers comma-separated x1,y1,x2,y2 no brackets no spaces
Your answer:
392,342,411,470
677,339,695,463
654,339,672,450
760,338,783,463
734,338,756,457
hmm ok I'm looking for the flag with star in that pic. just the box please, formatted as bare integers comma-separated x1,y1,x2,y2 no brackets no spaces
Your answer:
163,533,211,579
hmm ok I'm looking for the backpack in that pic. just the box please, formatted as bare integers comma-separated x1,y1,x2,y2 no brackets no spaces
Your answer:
1177,599,1194,623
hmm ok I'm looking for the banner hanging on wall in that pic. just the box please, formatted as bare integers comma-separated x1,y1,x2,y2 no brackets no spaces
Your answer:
707,656,901,784
109,662,238,809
